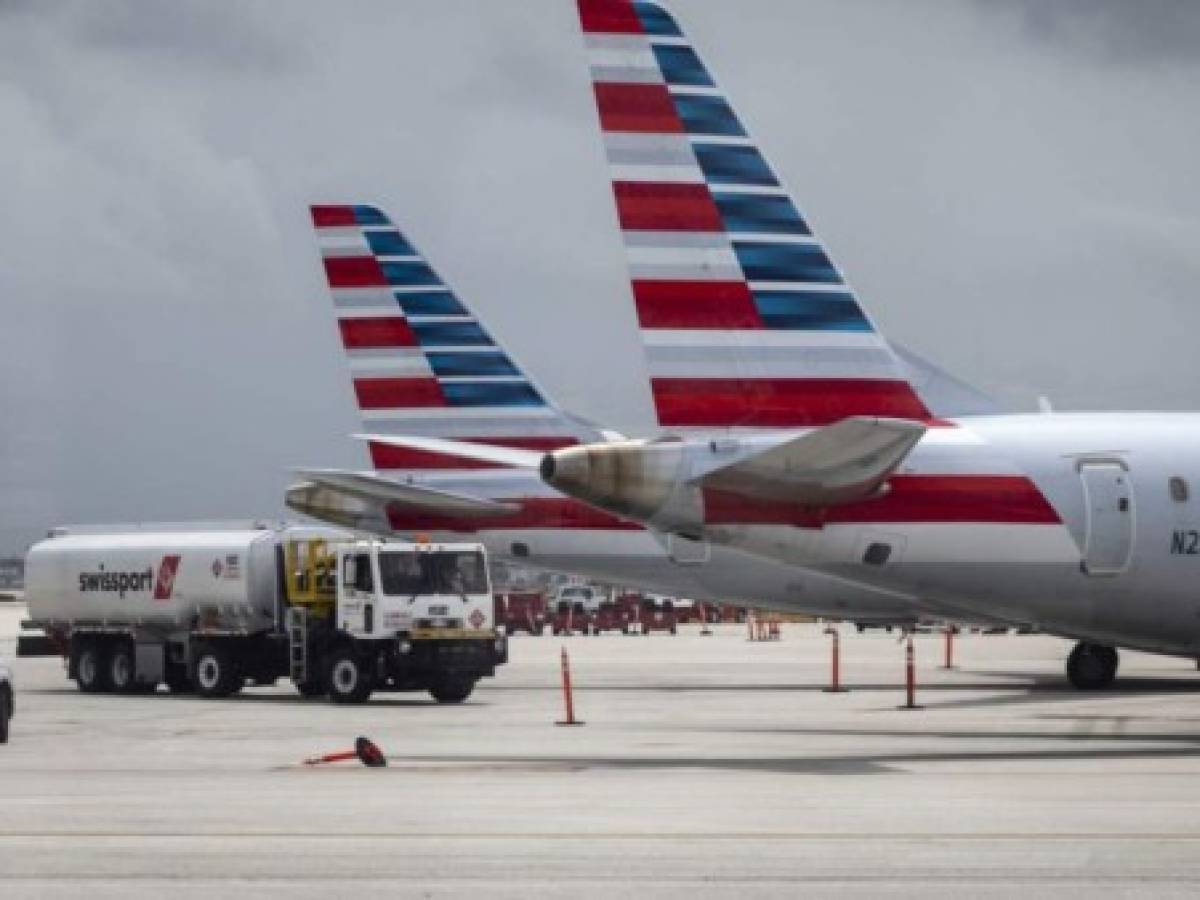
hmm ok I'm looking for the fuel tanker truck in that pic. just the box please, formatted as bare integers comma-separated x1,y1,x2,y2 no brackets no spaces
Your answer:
20,524,507,704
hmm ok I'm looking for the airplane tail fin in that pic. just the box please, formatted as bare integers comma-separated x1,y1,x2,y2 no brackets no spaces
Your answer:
577,1,930,429
311,204,597,473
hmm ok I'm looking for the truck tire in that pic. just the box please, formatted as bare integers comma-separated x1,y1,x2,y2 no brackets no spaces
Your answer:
192,643,242,698
108,642,137,694
75,640,110,694
429,676,475,704
326,647,373,704
0,687,10,744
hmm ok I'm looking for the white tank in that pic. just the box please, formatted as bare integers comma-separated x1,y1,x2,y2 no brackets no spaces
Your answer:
25,525,343,633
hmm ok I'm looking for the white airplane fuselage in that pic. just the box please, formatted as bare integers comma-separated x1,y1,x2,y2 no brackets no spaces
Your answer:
399,412,1200,658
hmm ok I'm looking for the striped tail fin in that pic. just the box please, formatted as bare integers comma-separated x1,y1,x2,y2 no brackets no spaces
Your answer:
577,1,930,429
311,204,596,472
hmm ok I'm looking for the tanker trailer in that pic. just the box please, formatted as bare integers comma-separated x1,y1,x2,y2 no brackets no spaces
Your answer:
21,524,507,703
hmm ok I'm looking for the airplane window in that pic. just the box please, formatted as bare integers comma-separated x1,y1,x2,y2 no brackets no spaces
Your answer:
863,543,892,566
1169,477,1189,503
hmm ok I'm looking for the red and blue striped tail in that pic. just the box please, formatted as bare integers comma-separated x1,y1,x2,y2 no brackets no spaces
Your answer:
578,0,931,429
311,204,591,471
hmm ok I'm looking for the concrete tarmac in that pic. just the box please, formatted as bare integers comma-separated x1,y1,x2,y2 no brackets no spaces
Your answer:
2,607,1200,897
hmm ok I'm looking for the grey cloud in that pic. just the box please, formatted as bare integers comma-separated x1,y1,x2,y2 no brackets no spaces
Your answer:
991,0,1200,64
70,0,304,73
1,0,1199,555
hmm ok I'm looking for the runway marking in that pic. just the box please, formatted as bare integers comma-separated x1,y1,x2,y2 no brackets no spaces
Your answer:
3,831,1200,841
2,875,1200,885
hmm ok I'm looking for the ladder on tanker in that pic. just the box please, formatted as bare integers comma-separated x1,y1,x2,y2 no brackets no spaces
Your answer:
286,606,308,685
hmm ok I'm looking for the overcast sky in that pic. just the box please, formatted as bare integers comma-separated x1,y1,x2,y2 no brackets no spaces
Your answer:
2,0,1199,554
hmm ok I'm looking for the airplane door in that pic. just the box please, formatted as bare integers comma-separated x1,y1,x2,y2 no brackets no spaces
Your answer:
1079,463,1133,575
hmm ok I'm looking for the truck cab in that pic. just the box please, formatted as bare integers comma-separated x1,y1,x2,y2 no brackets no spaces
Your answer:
337,541,493,638
287,539,506,704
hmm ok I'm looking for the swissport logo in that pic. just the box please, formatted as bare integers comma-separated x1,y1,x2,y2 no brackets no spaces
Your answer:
153,555,182,601
78,565,153,598
77,554,181,600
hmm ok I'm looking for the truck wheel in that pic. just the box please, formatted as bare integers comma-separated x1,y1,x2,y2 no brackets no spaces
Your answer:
193,643,242,698
75,641,110,694
0,687,10,744
326,647,373,704
108,643,137,694
429,676,475,704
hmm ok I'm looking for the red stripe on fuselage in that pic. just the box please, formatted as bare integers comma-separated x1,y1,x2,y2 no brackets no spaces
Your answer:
578,0,643,34
323,256,387,288
652,378,931,426
703,475,1060,526
593,83,683,133
386,497,642,533
339,317,417,349
353,378,444,410
633,280,762,328
613,182,723,232
311,205,357,227
370,437,580,471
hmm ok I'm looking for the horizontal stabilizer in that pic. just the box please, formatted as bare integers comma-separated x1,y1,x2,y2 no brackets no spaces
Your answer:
352,434,544,470
292,468,519,517
696,417,927,506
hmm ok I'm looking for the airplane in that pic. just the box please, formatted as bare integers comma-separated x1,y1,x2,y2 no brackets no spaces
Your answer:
343,0,1200,691
289,203,940,626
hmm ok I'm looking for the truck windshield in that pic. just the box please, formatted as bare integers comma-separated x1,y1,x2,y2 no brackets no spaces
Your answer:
378,550,488,596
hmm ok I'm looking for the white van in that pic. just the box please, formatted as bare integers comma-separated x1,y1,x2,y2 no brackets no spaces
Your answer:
554,584,606,614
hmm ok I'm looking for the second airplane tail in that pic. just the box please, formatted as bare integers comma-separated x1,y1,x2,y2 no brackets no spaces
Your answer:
311,204,598,475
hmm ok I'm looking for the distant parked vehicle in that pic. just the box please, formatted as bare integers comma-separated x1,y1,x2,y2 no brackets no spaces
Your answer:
554,584,604,613
592,601,634,635
496,592,547,636
638,596,678,635
551,601,592,636
0,658,12,743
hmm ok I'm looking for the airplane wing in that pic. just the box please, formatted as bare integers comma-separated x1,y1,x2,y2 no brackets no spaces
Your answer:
353,434,544,469
293,469,518,515
695,417,927,507
286,468,518,532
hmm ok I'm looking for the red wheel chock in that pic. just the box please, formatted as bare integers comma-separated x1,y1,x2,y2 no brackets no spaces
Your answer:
303,736,387,767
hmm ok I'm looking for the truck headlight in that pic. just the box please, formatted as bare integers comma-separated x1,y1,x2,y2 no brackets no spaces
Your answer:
397,639,412,655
